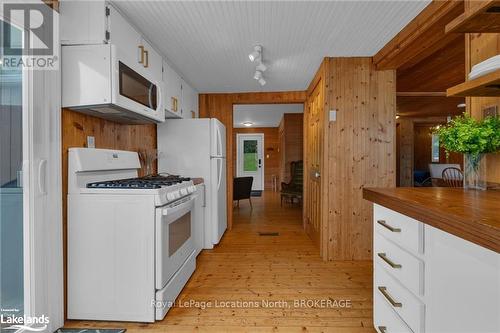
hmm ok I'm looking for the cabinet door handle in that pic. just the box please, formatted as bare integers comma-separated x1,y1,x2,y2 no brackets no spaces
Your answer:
378,286,402,308
377,253,402,268
143,49,149,68
377,220,401,232
138,45,145,64
377,327,387,333
171,97,177,112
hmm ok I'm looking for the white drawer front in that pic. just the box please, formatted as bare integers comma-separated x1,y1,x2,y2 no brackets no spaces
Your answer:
375,232,424,296
374,289,413,333
375,264,425,333
374,204,424,254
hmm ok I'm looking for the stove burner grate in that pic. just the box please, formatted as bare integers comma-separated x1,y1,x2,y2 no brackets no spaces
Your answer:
87,175,191,189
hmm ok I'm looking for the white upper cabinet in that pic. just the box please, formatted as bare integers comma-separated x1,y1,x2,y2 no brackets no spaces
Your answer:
181,79,199,119
140,38,163,83
61,1,161,81
163,60,182,118
106,5,141,68
60,1,109,45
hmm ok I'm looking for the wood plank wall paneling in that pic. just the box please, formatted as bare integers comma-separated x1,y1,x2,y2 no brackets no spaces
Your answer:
61,108,157,317
199,91,307,230
397,118,414,187
326,57,396,260
279,113,304,185
466,32,500,184
232,127,280,191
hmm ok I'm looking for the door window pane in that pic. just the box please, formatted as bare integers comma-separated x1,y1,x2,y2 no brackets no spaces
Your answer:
431,134,440,163
243,140,258,172
0,20,24,317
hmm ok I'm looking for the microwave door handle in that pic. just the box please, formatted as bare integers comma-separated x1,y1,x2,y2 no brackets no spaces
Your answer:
157,82,162,113
148,85,154,109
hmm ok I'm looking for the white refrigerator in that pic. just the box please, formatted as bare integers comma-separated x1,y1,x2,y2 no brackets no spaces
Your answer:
157,118,227,248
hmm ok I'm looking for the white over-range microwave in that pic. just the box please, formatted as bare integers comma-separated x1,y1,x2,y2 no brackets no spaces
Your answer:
62,43,164,124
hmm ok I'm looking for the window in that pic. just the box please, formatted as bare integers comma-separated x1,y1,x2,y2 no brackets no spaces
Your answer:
431,134,440,163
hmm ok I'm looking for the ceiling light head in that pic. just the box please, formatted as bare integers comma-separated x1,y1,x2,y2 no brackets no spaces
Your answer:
457,103,466,108
242,121,253,127
248,45,262,62
258,77,266,86
254,70,263,80
256,62,267,72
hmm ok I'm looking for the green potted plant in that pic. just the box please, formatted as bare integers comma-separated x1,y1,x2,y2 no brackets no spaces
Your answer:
434,114,500,190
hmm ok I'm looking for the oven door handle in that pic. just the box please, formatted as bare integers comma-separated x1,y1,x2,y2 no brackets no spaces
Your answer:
162,195,196,216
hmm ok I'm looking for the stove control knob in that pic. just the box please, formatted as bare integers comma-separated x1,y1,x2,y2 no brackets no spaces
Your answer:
174,191,181,198
189,186,196,193
180,188,188,196
167,192,175,201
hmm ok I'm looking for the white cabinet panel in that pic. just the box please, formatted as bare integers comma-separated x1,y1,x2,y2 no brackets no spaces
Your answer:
60,1,107,45
108,5,142,69
375,264,425,333
373,204,500,333
425,224,500,333
374,289,413,333
374,232,424,296
181,79,199,119
141,38,163,83
374,204,424,254
163,60,182,118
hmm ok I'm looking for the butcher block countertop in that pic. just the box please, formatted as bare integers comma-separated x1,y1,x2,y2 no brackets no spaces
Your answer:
363,187,500,254
192,178,204,185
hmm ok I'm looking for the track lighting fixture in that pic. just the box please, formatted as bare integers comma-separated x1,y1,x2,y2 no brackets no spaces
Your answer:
248,45,262,62
243,121,253,127
254,70,263,80
256,62,267,72
249,45,267,86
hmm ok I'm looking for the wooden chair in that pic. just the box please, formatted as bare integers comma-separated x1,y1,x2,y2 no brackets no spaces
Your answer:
442,167,464,187
233,177,254,208
280,160,303,206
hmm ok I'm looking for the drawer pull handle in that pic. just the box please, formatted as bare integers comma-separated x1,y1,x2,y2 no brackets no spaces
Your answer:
377,220,401,232
377,252,402,268
378,327,387,333
378,286,402,308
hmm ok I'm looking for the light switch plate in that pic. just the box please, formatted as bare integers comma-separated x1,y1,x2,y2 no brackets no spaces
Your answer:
329,109,337,122
86,136,95,148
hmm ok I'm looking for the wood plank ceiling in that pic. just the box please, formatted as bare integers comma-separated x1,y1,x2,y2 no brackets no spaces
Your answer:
112,0,430,92
372,0,466,118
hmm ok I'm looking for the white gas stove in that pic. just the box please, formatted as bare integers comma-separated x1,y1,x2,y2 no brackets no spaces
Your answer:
67,148,196,322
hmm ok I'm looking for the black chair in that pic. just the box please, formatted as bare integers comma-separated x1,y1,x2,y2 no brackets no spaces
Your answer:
280,160,303,206
233,177,254,208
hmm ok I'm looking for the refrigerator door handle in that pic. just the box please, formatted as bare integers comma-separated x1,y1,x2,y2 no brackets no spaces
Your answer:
217,159,223,191
216,124,223,157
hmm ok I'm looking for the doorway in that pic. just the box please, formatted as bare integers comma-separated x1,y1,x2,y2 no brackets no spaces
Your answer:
236,133,264,191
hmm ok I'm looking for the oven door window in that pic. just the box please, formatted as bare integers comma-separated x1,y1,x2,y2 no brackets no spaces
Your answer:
118,61,157,110
169,211,191,256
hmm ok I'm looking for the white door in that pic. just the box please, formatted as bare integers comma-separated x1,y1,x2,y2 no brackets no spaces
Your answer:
236,134,264,191
1,8,63,332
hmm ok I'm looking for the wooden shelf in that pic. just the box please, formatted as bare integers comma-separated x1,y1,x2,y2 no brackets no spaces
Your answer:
446,0,500,33
447,69,500,97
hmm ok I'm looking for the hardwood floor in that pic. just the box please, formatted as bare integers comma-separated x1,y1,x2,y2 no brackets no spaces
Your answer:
65,192,374,332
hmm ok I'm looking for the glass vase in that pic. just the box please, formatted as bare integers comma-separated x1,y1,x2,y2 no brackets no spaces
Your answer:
464,153,487,190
